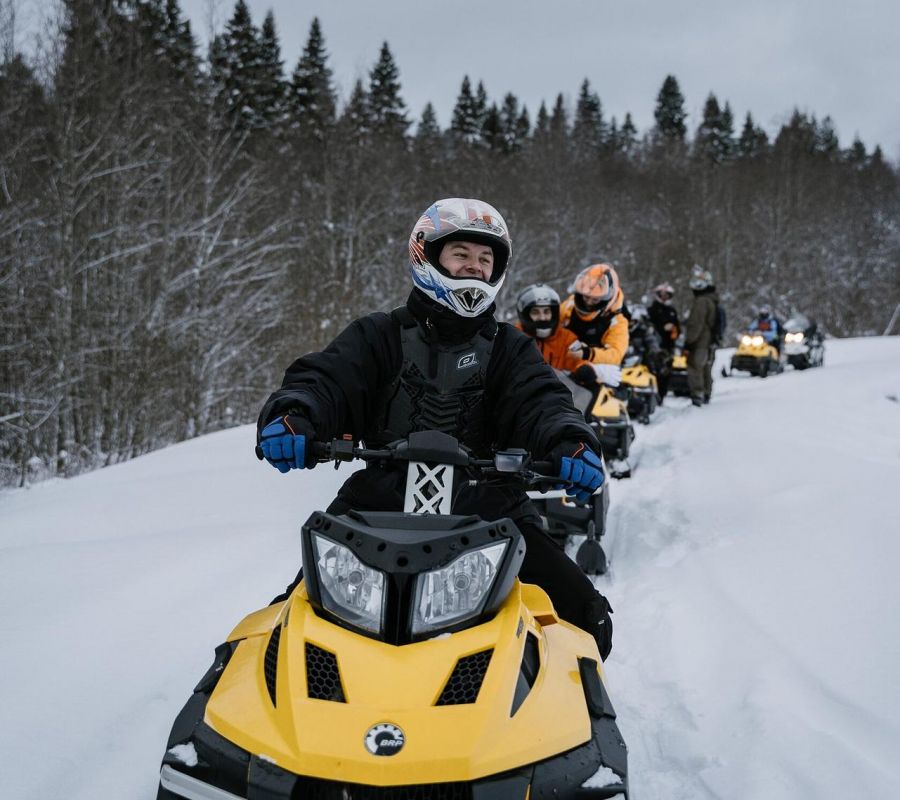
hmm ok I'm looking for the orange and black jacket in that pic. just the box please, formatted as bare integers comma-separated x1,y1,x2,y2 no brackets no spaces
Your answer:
559,289,629,365
514,323,594,373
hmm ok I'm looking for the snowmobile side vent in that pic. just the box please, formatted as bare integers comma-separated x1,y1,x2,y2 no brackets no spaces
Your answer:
305,642,346,702
435,648,494,705
263,625,282,706
510,632,541,716
577,656,617,719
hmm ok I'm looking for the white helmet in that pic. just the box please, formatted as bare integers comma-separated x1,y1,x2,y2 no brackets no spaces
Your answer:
408,198,512,317
689,264,714,291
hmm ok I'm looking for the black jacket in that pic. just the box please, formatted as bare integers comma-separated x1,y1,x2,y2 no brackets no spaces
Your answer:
259,290,598,521
648,300,680,352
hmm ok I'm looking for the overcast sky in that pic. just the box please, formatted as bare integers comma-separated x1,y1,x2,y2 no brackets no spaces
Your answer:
16,0,900,157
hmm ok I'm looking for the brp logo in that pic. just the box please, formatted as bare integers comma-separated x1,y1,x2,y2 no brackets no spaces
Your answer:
457,352,479,370
364,723,405,756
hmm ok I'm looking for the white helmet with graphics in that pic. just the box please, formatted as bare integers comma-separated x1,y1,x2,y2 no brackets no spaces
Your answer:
408,198,512,317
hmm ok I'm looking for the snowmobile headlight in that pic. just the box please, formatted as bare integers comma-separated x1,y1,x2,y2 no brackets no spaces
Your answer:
786,332,804,343
411,541,508,635
741,335,752,346
751,335,765,346
313,534,385,634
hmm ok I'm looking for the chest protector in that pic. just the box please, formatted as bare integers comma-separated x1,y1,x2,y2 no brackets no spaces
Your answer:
566,309,621,346
364,308,497,454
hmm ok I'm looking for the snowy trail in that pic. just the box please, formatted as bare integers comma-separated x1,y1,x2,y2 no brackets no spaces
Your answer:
1,336,899,799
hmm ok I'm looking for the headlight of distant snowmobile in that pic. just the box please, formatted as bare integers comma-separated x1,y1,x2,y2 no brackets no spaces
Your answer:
751,335,765,346
411,542,508,635
313,534,385,633
786,332,804,343
741,335,752,346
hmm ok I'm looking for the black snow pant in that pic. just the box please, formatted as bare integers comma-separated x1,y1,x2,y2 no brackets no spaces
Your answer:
272,497,613,660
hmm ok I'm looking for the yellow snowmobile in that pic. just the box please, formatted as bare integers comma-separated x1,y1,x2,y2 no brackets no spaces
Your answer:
589,383,635,480
727,331,784,377
667,350,690,397
158,432,629,800
619,355,659,425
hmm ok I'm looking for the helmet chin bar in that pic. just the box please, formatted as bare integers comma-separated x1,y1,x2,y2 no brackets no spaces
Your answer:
452,286,488,313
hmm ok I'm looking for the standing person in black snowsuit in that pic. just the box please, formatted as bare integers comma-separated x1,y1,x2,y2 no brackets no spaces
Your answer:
257,198,613,659
648,283,680,400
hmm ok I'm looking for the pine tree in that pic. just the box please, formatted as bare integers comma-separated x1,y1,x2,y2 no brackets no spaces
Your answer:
549,93,568,141
256,11,286,125
619,112,638,156
515,105,531,146
572,78,605,155
209,0,266,131
416,102,441,140
287,16,336,140
450,75,480,144
534,101,550,140
367,41,408,139
481,103,503,150
737,111,768,159
474,80,488,130
340,78,370,144
815,115,839,157
653,74,687,142
499,92,525,153
845,136,867,167
695,92,733,163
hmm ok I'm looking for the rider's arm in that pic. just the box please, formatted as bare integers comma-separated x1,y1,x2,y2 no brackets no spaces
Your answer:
586,314,629,365
257,313,398,440
487,325,599,459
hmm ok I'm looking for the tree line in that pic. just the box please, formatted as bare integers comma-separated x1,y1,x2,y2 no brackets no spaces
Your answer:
1,0,898,487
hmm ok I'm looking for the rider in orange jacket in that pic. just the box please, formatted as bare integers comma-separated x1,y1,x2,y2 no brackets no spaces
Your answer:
560,264,629,366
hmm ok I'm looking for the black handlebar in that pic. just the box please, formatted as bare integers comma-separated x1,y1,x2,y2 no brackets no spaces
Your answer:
256,434,560,487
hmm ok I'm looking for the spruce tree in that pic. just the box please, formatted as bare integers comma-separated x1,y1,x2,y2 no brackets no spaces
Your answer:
515,106,531,145
416,102,441,140
481,103,503,151
210,0,264,130
572,78,605,155
341,78,370,144
549,93,568,141
256,11,286,126
845,136,867,167
499,92,525,153
619,112,638,156
737,112,768,159
450,75,480,144
653,74,687,142
695,92,730,162
474,80,488,130
288,17,336,140
367,41,408,139
534,101,550,139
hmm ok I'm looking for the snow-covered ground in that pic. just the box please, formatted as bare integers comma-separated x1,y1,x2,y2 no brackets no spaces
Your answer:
1,336,899,800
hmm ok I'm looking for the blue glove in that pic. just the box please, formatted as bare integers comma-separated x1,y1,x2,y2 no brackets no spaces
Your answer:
258,415,315,473
555,443,604,504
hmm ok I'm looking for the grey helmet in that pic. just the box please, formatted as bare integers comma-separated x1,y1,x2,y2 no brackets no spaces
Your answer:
517,283,560,339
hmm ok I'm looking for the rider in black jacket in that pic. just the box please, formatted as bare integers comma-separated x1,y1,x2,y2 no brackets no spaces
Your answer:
257,198,614,659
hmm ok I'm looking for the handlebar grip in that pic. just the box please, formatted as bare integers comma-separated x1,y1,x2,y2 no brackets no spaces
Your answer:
255,444,264,460
531,460,554,475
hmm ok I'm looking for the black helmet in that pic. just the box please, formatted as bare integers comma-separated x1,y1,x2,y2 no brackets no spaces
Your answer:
516,283,560,339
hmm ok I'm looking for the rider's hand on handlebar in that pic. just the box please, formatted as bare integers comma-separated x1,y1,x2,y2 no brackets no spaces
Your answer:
258,414,317,472
551,442,604,504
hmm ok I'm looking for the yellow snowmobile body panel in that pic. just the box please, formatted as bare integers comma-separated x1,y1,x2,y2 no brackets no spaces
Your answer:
620,364,658,393
671,354,687,370
204,581,603,786
590,385,627,421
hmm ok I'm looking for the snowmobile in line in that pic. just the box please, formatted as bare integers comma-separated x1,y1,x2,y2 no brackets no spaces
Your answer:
157,431,629,800
527,371,613,575
617,354,659,425
667,350,690,397
725,331,784,377
783,315,825,370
